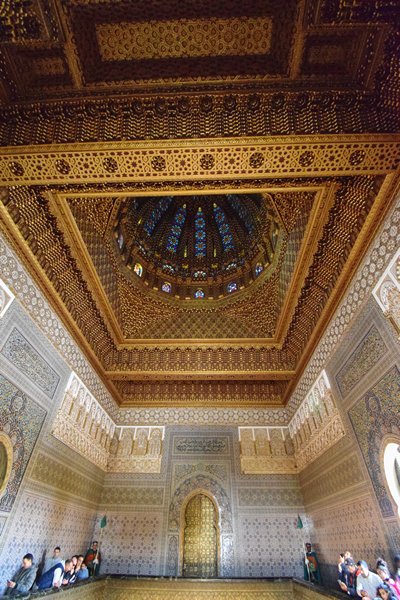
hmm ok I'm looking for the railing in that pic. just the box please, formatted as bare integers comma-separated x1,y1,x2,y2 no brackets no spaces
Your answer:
0,576,346,599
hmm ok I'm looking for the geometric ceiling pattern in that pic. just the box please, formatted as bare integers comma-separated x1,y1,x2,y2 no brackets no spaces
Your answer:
0,0,399,411
110,194,283,302
1,175,395,408
0,0,397,101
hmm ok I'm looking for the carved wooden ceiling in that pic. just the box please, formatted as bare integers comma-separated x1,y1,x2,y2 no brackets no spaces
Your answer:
0,0,397,100
0,0,399,410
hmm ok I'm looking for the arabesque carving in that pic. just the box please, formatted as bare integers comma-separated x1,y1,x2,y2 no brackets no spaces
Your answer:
52,374,164,472
51,373,115,471
107,426,164,473
288,370,345,471
239,371,346,473
0,136,399,186
0,92,387,146
239,427,296,474
96,17,272,62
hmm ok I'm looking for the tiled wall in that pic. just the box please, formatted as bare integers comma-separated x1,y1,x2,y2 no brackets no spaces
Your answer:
236,513,305,578
300,301,400,588
0,299,104,591
99,428,305,578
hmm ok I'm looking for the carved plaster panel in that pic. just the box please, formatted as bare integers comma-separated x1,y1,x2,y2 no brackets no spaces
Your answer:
108,427,164,473
239,427,297,474
0,374,46,512
288,371,345,471
51,373,115,471
1,327,60,399
239,371,346,474
52,373,165,473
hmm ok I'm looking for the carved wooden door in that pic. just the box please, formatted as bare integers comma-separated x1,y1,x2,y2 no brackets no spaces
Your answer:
182,494,218,578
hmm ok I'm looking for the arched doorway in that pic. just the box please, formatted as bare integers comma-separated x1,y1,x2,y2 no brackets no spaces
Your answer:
182,493,218,578
383,441,400,517
0,433,13,499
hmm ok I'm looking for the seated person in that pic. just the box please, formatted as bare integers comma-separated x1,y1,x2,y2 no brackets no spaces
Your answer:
339,551,354,577
339,554,346,578
376,559,400,599
61,559,74,586
42,546,62,574
69,555,83,584
376,582,399,600
4,553,37,597
338,559,359,596
75,561,89,581
356,560,383,599
36,555,64,590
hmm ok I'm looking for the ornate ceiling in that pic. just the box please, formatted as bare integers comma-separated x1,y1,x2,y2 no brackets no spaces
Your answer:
0,0,399,411
111,194,283,302
0,0,397,100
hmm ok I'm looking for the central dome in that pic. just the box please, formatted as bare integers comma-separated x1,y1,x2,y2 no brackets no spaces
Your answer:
114,194,281,301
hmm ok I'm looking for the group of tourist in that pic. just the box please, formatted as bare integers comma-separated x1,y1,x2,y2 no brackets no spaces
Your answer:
337,555,400,600
3,539,400,598
304,543,400,599
2,542,101,597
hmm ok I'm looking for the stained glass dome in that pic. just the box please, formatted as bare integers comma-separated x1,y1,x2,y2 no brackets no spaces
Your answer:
114,194,281,301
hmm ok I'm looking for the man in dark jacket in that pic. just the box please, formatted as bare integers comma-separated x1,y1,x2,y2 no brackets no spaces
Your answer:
4,553,37,596
338,559,359,596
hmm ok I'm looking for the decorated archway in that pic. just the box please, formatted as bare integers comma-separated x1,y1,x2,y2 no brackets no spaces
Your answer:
381,437,400,518
166,473,234,577
182,491,219,578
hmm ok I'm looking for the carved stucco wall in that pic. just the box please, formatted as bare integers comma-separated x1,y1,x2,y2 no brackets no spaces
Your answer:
99,427,306,578
0,297,104,591
299,300,400,588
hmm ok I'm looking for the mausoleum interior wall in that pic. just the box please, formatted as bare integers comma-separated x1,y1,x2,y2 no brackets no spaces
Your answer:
99,427,305,578
0,290,105,589
299,299,400,587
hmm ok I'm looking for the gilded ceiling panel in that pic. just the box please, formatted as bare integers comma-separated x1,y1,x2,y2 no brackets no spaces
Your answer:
112,380,288,408
0,168,394,408
0,0,395,100
63,190,317,340
95,17,273,62
65,0,295,85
